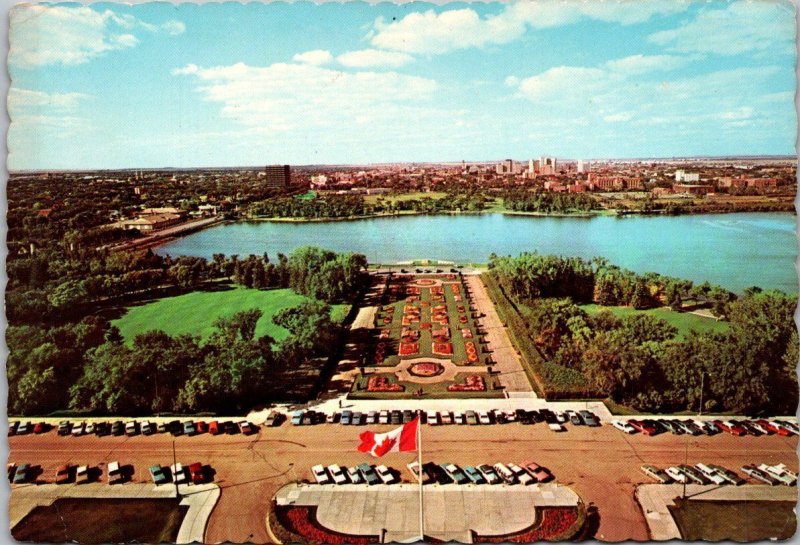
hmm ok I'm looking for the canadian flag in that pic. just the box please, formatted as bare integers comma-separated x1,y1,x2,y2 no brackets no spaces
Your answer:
358,416,419,457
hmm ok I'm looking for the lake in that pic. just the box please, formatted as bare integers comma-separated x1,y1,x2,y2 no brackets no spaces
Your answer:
155,212,798,293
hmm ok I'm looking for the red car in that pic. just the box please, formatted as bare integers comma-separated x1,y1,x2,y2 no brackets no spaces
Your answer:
714,420,745,436
195,421,208,434
629,419,656,436
208,421,220,436
33,422,46,434
756,419,784,435
188,462,204,484
55,464,72,484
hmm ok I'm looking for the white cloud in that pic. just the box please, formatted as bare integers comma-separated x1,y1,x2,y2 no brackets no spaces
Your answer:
370,1,689,55
648,1,795,55
604,54,691,75
603,112,633,122
8,88,90,113
337,49,413,68
9,5,185,67
171,63,199,76
504,76,520,87
292,49,334,66
172,61,438,130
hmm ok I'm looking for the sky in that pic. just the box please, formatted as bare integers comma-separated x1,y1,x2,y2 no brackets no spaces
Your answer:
7,0,798,170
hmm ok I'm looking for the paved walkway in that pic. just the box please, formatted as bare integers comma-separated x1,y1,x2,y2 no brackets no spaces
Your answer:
10,482,220,543
636,484,796,540
464,276,534,394
362,357,490,384
275,482,579,542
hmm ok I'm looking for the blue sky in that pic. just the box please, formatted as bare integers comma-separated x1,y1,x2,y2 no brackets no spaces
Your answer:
7,0,797,170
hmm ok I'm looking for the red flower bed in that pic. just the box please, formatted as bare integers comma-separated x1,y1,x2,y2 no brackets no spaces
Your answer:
454,295,463,302
279,506,380,544
401,328,419,341
379,329,390,340
367,376,404,392
402,316,419,326
432,327,450,341
473,507,580,542
450,284,461,294
420,322,432,330
431,286,444,295
399,342,419,356
459,315,469,324
447,375,486,392
432,342,453,356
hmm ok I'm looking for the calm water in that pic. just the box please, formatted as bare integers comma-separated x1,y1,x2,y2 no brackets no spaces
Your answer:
156,213,798,293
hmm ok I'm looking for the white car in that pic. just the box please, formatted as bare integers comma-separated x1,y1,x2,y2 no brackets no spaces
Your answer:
85,422,95,434
375,465,396,484
611,420,636,434
170,463,187,484
453,412,466,425
327,464,348,485
508,463,533,485
312,464,331,484
71,422,85,436
548,423,565,432
379,411,390,425
493,463,516,484
694,464,727,485
665,467,688,483
760,463,797,486
76,465,90,484
347,466,363,484
478,411,491,425
107,461,123,484
554,411,568,424
440,412,453,425
426,411,439,425
503,410,517,423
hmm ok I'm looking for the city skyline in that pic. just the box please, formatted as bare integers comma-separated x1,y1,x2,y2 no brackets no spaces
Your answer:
8,0,797,170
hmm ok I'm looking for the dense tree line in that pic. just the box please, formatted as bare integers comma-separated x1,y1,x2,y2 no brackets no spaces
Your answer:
502,189,599,214
488,253,797,414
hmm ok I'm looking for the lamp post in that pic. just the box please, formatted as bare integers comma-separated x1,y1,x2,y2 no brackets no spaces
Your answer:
288,462,299,484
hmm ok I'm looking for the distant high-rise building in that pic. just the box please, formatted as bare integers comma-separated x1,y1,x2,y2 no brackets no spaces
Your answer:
577,160,585,174
496,159,516,175
539,156,557,176
265,165,291,188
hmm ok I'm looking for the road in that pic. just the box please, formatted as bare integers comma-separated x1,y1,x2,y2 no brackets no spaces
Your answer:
9,424,797,543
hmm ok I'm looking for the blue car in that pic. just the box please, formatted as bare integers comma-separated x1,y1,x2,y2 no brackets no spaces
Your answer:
340,410,353,425
291,411,304,426
463,465,485,484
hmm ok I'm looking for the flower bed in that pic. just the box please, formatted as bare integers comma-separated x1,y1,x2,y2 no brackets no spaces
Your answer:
399,342,419,356
367,375,404,392
432,342,453,356
276,505,380,545
401,328,420,341
465,341,479,363
420,322,432,330
447,375,486,392
415,279,436,286
461,328,473,338
432,327,450,341
408,362,445,377
473,506,581,542
379,329,390,340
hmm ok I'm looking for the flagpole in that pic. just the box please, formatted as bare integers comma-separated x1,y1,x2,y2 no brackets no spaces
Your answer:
417,411,424,541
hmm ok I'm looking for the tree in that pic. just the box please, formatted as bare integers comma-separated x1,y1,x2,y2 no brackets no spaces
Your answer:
629,279,650,310
664,283,682,310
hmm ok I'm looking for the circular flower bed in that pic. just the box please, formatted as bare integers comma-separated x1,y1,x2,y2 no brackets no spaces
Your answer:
408,362,445,377
415,279,436,286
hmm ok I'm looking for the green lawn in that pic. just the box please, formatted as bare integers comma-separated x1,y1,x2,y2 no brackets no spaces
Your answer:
579,304,729,339
112,287,350,344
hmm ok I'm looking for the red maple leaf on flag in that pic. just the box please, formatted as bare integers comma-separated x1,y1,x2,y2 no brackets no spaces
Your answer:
358,431,376,453
372,434,397,457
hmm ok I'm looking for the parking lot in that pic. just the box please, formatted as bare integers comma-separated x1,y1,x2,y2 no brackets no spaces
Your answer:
9,419,797,542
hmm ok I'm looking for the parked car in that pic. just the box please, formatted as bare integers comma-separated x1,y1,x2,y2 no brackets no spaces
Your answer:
742,464,779,485
375,465,397,484
208,421,221,435
629,419,657,436
508,463,534,485
108,461,124,484
94,422,110,436
611,420,636,434
327,464,349,485
714,420,746,437
477,464,502,484
521,461,552,483
111,421,125,436
694,464,727,485
33,422,48,434
759,463,796,486
640,465,673,484
357,463,381,485
478,411,491,425
8,422,18,436
351,412,365,426
441,463,469,484
340,410,353,426
390,411,403,425
493,463,517,484
7,463,16,483
195,421,208,434
426,411,439,426
347,466,363,484
188,462,205,484
663,467,688,483
465,411,479,425
678,465,709,484
440,412,454,425
453,412,466,425
708,464,745,485
265,412,282,427
367,411,378,425
379,410,391,425
291,411,304,426
463,466,485,484
13,463,30,484
76,465,90,484
58,421,72,436
71,422,86,437
17,422,32,435
149,465,168,485
567,411,583,426
171,463,187,484
55,464,72,485
157,421,169,434
183,421,196,436
124,421,138,436
403,410,416,423
238,421,255,434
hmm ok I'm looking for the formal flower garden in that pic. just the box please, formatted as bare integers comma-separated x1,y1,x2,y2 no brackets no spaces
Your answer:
408,362,445,377
350,274,504,399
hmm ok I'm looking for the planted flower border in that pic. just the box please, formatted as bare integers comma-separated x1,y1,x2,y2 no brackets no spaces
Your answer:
274,505,380,545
